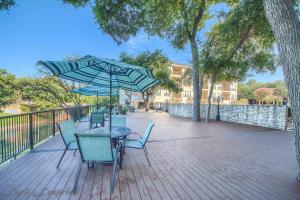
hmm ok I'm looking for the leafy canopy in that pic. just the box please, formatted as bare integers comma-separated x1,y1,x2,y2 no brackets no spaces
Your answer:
119,50,180,93
0,69,16,107
238,79,288,100
202,0,276,81
0,0,14,10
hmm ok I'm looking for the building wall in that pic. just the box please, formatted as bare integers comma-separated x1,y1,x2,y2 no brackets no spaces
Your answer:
160,103,288,130
119,63,238,106
153,63,238,104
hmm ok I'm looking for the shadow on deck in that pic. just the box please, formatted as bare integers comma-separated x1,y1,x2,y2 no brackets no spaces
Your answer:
1,111,300,200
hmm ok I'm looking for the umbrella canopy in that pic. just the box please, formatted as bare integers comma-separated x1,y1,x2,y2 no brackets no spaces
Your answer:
70,86,119,110
38,55,159,130
70,86,119,96
38,55,159,92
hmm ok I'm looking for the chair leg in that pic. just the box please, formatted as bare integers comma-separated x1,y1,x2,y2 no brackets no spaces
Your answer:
144,146,149,155
72,160,82,193
57,148,67,169
73,150,77,156
110,157,118,193
143,148,151,166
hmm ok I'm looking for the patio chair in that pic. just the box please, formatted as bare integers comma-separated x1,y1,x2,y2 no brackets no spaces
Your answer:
97,107,105,113
73,133,120,193
123,121,155,166
56,120,78,169
111,115,126,127
90,112,105,128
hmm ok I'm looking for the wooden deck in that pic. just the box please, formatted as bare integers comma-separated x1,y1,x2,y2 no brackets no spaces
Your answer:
1,111,300,200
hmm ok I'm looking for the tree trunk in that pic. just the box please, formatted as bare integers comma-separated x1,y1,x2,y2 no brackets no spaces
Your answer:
144,98,149,112
263,0,300,179
141,91,149,112
206,74,216,123
190,37,201,121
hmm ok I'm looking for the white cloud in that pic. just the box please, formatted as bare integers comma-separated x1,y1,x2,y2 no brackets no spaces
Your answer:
125,33,150,53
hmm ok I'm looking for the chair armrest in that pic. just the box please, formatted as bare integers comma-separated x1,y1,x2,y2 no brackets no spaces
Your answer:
67,141,77,148
124,138,143,146
130,132,142,139
77,118,90,123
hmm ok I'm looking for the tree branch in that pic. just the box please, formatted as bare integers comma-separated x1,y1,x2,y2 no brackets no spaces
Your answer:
227,23,254,61
191,0,206,38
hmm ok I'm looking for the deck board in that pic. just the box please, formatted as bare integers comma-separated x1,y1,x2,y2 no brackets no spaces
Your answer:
1,111,300,200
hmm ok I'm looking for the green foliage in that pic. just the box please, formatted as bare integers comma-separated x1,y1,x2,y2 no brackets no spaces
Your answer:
0,0,14,10
0,69,16,108
71,0,213,47
62,0,89,8
119,50,181,93
238,79,288,101
16,77,76,111
95,96,118,108
202,0,276,84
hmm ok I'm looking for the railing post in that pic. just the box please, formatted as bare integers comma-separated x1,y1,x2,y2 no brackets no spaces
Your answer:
52,110,56,136
29,113,34,150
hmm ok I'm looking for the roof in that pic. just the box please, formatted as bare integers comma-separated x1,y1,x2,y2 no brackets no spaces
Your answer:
171,63,192,69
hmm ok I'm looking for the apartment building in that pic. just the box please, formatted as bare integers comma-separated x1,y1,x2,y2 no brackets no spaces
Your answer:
119,63,237,107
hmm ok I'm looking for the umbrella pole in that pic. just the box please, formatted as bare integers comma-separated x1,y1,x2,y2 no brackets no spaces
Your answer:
109,68,112,132
97,91,99,110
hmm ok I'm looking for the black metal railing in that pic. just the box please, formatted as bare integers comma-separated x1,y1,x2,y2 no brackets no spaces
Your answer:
0,105,94,164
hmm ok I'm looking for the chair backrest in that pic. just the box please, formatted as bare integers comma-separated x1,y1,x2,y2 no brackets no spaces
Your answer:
111,115,126,127
140,121,155,146
56,120,77,148
91,112,104,123
75,133,114,162
97,107,105,113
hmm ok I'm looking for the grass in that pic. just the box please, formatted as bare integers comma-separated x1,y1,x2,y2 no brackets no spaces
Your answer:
0,112,11,117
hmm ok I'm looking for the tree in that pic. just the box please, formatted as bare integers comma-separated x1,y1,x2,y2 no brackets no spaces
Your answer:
65,0,218,121
263,0,300,179
188,0,276,122
268,80,288,104
16,77,77,111
238,79,262,100
119,50,180,111
0,0,14,10
204,0,275,121
0,69,16,109
253,87,273,104
238,80,288,105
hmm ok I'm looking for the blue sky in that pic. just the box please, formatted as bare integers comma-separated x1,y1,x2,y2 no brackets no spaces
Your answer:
0,0,284,82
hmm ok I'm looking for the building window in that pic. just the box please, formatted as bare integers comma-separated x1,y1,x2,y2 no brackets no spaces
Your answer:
156,91,161,96
164,91,169,97
183,91,191,97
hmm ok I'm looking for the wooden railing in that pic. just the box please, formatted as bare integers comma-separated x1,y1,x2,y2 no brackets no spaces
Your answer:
0,105,94,164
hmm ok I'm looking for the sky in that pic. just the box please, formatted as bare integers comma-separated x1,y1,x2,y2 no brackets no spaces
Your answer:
0,0,284,82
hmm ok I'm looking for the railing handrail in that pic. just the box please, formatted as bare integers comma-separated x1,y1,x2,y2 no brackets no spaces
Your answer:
0,104,93,119
0,104,94,164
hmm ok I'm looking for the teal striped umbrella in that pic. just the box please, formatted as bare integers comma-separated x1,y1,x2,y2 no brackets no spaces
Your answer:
70,86,119,96
70,86,119,110
38,55,159,130
38,55,159,92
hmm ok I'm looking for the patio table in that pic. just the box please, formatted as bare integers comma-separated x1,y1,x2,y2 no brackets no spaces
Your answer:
84,126,132,168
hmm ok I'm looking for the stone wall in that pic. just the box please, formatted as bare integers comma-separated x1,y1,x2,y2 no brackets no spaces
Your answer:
155,103,288,130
